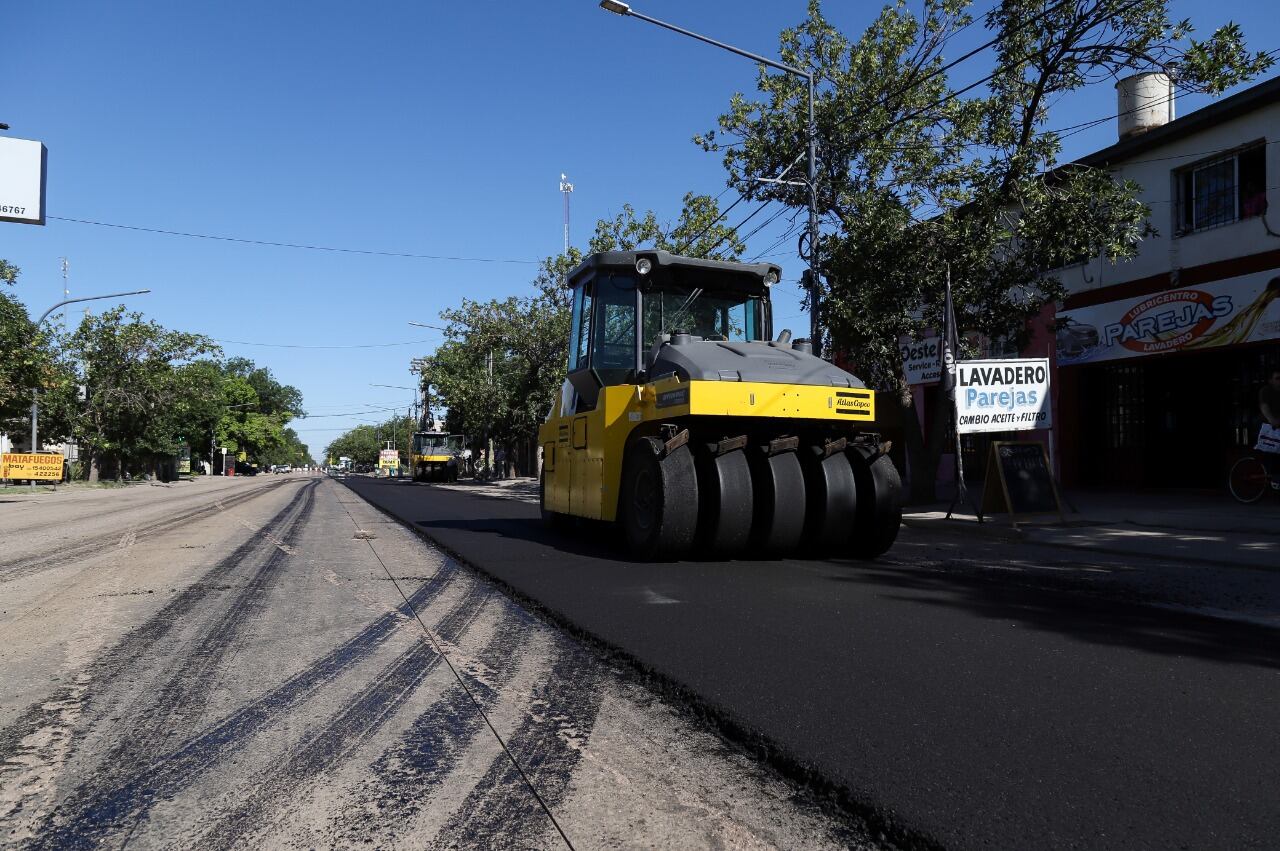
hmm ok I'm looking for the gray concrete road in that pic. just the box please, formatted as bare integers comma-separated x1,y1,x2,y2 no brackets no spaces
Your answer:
0,475,870,849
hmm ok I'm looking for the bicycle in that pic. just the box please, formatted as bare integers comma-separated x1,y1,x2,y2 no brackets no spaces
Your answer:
1228,454,1278,503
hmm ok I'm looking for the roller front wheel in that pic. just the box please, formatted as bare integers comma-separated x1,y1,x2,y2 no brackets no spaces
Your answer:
847,446,902,559
620,436,699,560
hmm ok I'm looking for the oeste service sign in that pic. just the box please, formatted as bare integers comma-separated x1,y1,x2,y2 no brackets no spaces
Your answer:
900,336,942,385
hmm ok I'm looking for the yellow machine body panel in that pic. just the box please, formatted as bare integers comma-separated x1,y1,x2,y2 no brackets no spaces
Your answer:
413,453,454,465
539,377,876,522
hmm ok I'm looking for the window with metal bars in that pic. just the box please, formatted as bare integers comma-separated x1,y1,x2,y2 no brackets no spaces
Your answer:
1102,364,1145,450
1175,143,1267,234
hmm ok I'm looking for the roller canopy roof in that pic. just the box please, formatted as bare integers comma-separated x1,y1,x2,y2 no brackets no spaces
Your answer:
567,250,783,296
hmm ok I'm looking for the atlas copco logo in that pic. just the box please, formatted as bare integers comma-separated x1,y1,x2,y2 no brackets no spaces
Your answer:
1102,289,1232,354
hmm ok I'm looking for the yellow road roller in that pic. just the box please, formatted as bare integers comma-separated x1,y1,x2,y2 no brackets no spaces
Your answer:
411,431,463,482
538,250,901,560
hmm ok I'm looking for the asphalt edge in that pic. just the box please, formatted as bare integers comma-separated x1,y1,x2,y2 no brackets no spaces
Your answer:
339,478,946,851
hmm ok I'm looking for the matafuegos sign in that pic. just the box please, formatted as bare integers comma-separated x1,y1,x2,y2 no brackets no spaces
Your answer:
378,449,400,469
955,358,1052,434
1056,272,1280,365
0,137,47,226
1,453,64,480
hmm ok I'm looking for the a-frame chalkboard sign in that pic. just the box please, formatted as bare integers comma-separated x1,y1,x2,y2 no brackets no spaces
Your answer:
978,440,1064,526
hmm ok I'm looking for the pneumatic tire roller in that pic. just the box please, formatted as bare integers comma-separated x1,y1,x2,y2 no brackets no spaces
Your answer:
538,250,901,561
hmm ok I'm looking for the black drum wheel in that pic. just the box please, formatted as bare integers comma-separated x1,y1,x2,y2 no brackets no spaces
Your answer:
695,449,754,557
800,450,858,556
620,436,699,560
747,450,806,556
847,446,903,559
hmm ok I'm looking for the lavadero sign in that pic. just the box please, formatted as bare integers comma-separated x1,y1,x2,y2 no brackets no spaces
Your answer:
955,358,1052,434
1057,272,1280,365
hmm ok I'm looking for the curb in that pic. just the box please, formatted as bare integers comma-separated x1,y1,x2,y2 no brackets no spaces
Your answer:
903,516,1278,572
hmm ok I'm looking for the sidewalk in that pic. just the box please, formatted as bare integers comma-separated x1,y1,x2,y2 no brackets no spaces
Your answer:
904,488,1280,570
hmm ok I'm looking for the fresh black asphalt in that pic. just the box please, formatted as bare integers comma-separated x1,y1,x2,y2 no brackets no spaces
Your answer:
345,476,1280,851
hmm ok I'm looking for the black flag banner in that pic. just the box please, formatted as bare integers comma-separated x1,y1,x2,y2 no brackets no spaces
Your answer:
940,263,959,402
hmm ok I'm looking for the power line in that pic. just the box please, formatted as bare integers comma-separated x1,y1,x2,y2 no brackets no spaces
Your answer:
737,204,791,245
705,200,774,255
674,192,748,254
211,337,439,349
294,404,416,419
47,216,540,265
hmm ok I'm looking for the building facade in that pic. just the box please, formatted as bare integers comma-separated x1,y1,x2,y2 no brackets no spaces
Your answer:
1052,74,1280,489
910,73,1280,493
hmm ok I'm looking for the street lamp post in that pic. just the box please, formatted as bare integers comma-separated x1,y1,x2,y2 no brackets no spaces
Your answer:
28,290,150,489
599,1,821,350
370,383,419,467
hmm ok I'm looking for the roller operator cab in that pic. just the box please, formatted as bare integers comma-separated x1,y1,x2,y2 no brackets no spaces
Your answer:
538,250,902,560
412,431,463,482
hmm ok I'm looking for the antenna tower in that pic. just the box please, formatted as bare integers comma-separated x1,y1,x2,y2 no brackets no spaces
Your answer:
559,173,574,255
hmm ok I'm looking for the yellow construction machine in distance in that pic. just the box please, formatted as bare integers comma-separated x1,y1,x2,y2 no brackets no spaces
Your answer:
411,431,463,483
538,250,901,560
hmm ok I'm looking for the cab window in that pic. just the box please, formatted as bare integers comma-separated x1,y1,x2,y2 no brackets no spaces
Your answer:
568,281,594,371
592,274,637,383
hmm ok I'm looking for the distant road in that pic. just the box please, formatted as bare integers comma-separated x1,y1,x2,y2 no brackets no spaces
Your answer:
345,475,1280,851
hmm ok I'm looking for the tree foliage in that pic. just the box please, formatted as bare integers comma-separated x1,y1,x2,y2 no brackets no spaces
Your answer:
702,0,1271,382
324,414,414,467
419,194,743,449
700,0,1271,496
60,307,220,478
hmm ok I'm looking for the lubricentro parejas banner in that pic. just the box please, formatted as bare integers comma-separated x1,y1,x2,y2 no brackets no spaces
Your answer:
1056,272,1280,365
955,358,1052,434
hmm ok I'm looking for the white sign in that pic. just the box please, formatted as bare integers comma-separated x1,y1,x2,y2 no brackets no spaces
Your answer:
900,336,941,385
955,358,1052,434
1056,271,1280,365
0,137,46,225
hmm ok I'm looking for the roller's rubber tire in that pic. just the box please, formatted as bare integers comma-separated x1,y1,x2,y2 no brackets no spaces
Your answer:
801,450,858,556
847,446,903,559
620,436,699,560
695,449,754,556
747,450,807,556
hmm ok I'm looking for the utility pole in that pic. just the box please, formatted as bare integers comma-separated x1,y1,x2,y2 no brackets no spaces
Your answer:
59,258,69,335
560,173,574,256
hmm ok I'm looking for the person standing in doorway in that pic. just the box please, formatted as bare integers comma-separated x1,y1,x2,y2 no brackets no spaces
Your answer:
1259,368,1280,489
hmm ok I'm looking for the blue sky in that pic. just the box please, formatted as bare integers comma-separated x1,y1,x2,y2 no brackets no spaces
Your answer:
3,0,1275,457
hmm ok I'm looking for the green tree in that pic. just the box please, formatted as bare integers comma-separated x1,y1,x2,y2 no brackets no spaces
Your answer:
260,427,315,467
419,194,745,461
204,358,306,466
0,260,72,435
64,307,220,480
701,0,1272,498
324,414,413,468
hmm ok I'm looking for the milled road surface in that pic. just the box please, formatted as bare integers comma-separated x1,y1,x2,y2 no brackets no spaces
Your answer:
345,475,1280,851
0,475,870,849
